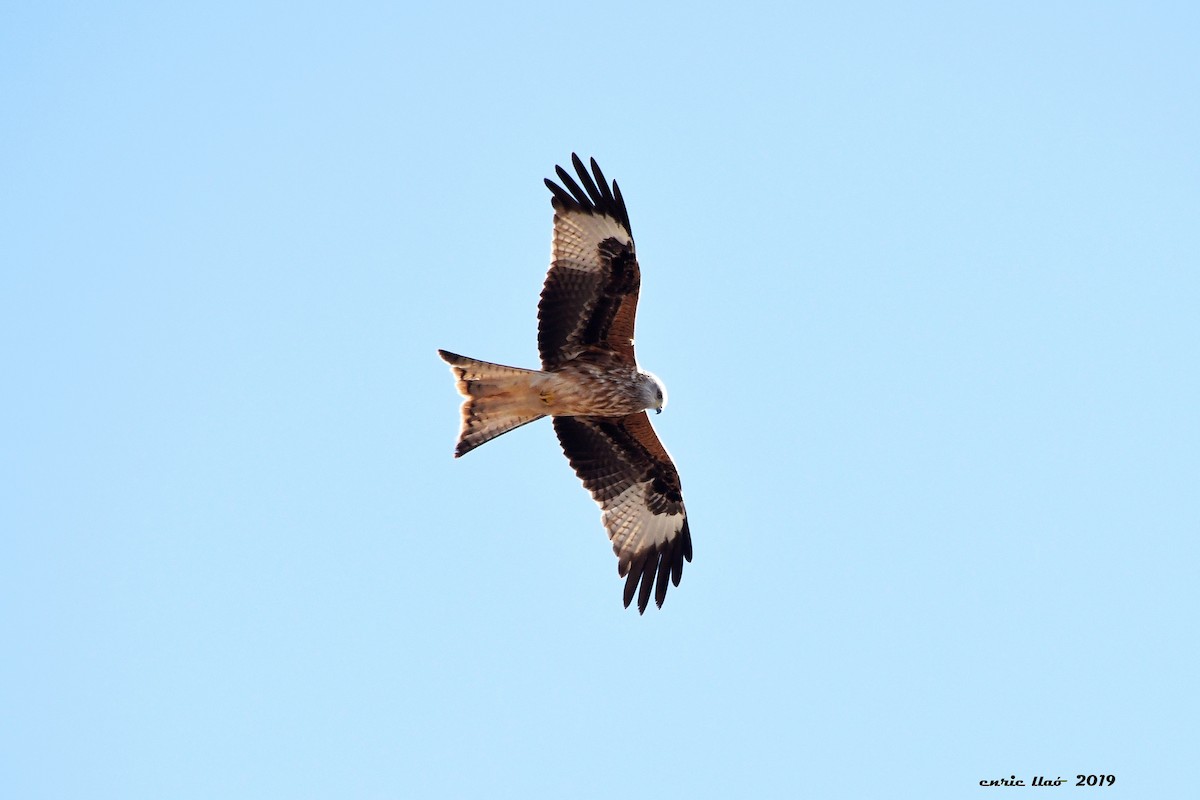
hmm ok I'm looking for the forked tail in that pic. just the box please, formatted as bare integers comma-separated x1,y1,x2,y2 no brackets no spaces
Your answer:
437,349,547,457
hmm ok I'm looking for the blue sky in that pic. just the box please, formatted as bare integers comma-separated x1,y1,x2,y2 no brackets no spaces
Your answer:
3,2,1197,797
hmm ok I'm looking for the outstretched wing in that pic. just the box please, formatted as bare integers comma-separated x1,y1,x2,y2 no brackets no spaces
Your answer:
553,413,692,613
539,154,640,369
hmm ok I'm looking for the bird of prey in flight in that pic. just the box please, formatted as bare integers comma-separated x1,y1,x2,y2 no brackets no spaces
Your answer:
438,154,692,613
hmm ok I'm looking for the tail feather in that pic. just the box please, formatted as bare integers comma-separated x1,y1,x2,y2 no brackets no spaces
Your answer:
437,349,548,457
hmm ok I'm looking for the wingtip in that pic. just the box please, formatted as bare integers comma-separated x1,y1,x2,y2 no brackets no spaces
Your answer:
625,589,649,615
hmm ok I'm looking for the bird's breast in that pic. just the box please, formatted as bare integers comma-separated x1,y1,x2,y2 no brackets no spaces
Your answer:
544,363,646,417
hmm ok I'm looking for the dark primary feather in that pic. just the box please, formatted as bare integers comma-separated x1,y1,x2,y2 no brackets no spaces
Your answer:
542,154,632,233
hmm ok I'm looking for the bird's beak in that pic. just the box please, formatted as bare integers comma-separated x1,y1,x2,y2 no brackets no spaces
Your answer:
655,408,662,414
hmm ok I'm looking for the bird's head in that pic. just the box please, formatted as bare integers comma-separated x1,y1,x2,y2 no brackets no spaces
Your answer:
639,370,667,414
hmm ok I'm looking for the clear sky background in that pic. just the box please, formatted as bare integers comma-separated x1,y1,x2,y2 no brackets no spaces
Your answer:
3,2,1197,798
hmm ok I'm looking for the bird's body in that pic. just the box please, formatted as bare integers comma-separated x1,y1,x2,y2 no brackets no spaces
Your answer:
438,155,692,613
543,351,664,418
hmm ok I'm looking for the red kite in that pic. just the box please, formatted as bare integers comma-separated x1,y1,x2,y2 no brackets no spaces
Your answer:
438,155,691,613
